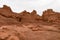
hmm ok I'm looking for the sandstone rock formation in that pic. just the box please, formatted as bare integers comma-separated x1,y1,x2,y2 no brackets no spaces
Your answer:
42,9,60,23
0,5,60,40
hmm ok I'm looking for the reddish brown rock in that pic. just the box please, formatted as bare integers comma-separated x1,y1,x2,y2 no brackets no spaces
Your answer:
42,9,54,21
42,9,60,23
31,10,37,15
0,5,60,40
0,5,60,24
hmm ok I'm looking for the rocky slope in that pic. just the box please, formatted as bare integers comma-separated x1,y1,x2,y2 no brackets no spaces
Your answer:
0,5,60,40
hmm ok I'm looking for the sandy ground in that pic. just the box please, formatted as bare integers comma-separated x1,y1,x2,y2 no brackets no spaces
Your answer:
0,23,60,40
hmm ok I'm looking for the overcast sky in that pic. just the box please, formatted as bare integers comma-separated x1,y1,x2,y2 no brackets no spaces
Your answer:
0,0,60,15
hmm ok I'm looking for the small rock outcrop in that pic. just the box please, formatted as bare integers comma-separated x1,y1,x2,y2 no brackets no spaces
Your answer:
42,9,60,23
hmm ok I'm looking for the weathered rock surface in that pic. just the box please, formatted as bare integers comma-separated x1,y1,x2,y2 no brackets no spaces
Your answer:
42,9,60,23
0,5,60,40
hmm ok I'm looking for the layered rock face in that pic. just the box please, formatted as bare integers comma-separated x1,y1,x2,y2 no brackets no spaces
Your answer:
0,5,42,24
0,5,60,40
42,9,60,23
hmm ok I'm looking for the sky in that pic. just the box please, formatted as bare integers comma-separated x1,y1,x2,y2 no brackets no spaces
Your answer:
0,0,60,15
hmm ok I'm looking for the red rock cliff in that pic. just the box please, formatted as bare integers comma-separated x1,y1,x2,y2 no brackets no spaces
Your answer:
0,5,60,25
